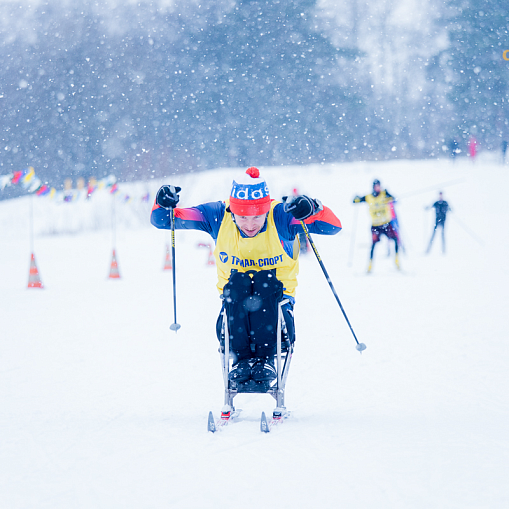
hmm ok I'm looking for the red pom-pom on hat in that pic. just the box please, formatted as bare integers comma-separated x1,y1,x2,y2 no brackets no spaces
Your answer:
246,167,260,179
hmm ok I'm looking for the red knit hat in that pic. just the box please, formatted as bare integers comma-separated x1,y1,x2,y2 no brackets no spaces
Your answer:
229,167,271,215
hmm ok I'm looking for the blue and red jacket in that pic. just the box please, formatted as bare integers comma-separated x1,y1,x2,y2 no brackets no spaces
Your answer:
151,199,342,259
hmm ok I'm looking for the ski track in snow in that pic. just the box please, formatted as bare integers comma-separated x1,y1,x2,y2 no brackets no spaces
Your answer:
1,157,508,508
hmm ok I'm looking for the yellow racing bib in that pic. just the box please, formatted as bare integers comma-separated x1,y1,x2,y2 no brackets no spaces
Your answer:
214,201,299,296
365,191,393,226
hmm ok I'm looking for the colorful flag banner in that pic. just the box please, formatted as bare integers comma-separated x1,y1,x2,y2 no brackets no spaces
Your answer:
1,167,152,206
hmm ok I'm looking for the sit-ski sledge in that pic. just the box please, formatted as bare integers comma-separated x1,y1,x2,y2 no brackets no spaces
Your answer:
208,299,293,433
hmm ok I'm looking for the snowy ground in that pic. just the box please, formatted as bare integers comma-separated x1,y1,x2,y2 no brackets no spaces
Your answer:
1,156,508,508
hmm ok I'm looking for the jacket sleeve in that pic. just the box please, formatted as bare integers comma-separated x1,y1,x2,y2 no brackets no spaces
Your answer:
274,202,342,237
151,200,225,240
296,205,342,235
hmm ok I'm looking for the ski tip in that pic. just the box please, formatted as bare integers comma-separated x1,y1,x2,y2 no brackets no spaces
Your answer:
260,411,270,433
207,411,216,433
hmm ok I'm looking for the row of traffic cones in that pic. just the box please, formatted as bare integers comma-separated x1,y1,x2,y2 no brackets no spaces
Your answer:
26,250,121,288
27,243,214,289
108,243,214,276
163,242,214,271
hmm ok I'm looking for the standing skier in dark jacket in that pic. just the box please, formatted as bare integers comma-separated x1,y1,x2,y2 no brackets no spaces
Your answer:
426,192,451,254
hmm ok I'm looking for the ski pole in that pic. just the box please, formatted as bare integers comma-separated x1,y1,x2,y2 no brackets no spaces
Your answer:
300,221,366,352
423,209,428,251
169,208,181,331
347,205,358,267
450,212,484,246
397,178,466,200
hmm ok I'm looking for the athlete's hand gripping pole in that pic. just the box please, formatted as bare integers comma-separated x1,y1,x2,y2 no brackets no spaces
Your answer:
300,220,366,353
169,209,181,332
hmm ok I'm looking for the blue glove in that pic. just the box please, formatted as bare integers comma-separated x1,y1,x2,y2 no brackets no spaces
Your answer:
156,185,181,209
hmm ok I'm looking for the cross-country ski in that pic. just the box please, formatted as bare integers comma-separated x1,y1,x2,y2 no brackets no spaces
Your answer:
207,407,242,432
260,408,289,433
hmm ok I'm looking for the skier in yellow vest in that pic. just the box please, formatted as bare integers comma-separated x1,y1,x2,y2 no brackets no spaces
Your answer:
353,179,400,273
151,167,342,382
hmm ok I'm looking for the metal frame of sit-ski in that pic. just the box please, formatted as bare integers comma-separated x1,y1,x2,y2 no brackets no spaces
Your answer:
219,299,293,419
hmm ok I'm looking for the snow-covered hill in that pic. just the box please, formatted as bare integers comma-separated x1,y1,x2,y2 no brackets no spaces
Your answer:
1,156,508,508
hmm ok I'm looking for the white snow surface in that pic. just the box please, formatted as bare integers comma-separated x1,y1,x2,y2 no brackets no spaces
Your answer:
1,157,508,508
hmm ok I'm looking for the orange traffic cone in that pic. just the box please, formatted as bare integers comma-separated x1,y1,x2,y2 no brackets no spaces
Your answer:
163,244,172,271
198,242,215,266
206,245,215,266
109,249,121,279
27,253,44,289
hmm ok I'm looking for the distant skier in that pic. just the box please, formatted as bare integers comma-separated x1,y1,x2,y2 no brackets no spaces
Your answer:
425,192,451,254
353,179,400,273
447,138,459,161
468,136,477,161
151,167,341,382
